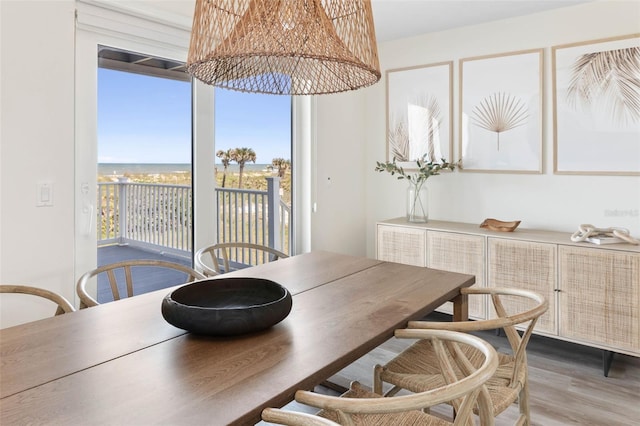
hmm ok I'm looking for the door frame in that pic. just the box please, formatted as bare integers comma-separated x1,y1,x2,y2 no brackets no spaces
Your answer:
74,1,311,306
74,2,216,305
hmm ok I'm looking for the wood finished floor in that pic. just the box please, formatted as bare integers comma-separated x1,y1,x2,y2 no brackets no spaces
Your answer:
261,314,640,426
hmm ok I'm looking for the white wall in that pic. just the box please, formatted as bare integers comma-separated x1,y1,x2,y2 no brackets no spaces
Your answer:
363,0,640,258
312,91,369,256
0,0,76,327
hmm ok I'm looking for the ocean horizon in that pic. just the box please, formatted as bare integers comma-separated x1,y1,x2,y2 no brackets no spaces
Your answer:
98,163,272,175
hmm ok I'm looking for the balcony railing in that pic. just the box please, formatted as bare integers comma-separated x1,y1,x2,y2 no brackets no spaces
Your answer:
216,177,290,254
98,177,290,257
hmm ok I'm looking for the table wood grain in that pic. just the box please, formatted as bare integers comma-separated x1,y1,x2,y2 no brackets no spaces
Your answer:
0,252,473,425
0,251,381,399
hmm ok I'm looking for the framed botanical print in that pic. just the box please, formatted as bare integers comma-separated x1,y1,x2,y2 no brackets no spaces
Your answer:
459,49,543,173
386,61,453,167
553,34,640,175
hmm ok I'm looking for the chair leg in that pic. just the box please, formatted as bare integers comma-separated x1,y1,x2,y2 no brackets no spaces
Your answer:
373,365,403,397
518,380,531,426
603,350,615,377
373,365,383,395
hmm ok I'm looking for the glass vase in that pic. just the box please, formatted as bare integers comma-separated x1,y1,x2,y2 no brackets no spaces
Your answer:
407,182,428,223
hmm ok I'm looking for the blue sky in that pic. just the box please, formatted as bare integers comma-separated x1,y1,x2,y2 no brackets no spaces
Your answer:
98,68,291,164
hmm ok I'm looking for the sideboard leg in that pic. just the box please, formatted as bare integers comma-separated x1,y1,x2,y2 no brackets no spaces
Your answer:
603,350,615,377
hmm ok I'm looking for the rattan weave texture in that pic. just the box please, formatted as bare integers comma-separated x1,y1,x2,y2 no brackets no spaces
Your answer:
427,231,486,318
377,225,427,267
559,246,640,351
187,0,380,95
318,383,450,425
488,238,556,333
379,339,519,415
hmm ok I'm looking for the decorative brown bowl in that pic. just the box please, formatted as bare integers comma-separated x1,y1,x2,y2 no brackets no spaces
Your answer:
161,277,292,336
479,218,521,232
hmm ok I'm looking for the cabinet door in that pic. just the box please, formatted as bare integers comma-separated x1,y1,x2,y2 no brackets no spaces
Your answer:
427,231,486,319
376,224,427,267
488,238,556,334
559,246,640,353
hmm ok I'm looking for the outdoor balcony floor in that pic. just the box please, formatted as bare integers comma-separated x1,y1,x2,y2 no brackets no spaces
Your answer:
96,244,194,304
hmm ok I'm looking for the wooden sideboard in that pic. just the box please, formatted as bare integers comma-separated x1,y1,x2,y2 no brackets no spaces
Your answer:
376,218,640,375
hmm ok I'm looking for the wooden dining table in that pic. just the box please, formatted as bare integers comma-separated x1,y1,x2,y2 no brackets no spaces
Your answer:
0,250,473,425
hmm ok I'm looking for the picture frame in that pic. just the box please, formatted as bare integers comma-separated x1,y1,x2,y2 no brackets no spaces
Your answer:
459,49,543,173
386,61,453,168
553,34,640,175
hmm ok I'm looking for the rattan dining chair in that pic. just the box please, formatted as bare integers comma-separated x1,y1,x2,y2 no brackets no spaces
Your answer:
194,242,288,277
76,259,205,308
265,329,499,426
1,284,75,316
373,288,548,426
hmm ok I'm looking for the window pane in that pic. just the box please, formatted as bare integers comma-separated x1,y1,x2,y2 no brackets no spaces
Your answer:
214,89,292,254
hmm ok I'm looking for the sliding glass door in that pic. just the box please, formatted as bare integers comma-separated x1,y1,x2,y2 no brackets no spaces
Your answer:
95,48,194,298
75,10,297,304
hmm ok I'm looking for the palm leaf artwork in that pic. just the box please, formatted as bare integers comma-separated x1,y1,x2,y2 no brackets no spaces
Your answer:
408,95,442,162
566,46,640,125
471,92,528,150
388,95,443,162
388,116,410,161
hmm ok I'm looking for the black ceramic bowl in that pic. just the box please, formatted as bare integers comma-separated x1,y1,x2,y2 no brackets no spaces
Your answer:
161,277,292,336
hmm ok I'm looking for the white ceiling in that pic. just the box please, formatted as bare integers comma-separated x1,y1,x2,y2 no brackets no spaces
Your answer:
115,0,591,42
370,0,590,42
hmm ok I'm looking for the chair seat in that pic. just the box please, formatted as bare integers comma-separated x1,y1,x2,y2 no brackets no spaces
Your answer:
317,382,451,426
272,329,500,426
379,339,521,414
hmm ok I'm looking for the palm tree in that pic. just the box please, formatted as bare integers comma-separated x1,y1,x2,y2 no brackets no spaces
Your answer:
271,158,290,178
233,147,257,188
216,149,234,188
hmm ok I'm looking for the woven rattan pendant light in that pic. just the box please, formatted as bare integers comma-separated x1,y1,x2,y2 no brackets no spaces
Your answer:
187,0,381,95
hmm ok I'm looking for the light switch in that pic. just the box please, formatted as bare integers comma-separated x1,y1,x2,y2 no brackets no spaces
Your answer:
36,182,53,207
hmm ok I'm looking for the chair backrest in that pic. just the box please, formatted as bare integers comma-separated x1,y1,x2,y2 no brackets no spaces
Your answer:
408,287,548,386
1,284,75,316
294,329,499,425
76,259,205,308
194,242,288,276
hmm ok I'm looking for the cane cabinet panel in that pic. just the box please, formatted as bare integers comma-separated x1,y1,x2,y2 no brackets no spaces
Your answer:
488,238,557,334
559,246,640,353
377,224,426,267
427,231,486,319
